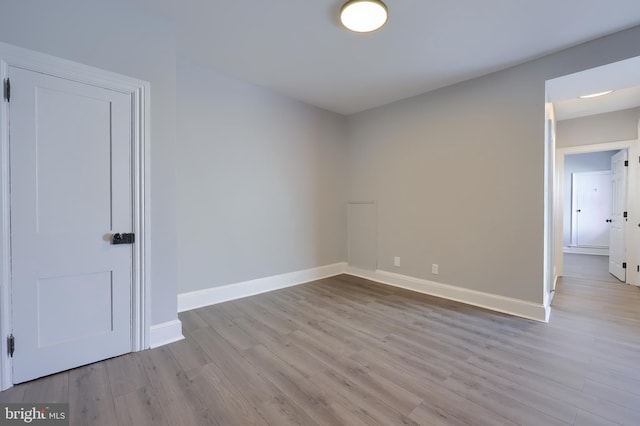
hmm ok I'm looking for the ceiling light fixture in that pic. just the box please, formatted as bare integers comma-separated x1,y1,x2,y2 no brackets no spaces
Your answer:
340,0,388,33
579,90,614,99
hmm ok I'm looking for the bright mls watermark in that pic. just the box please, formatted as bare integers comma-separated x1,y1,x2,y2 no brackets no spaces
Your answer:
0,404,68,425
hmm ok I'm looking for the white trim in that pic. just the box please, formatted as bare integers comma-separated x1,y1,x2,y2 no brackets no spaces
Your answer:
556,139,638,286
149,320,184,349
557,140,634,155
563,246,608,256
0,42,150,390
345,267,549,322
0,42,149,95
0,52,10,391
543,105,555,324
131,78,152,353
178,262,549,322
178,263,348,312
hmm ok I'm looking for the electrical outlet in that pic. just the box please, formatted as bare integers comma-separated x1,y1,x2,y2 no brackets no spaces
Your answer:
394,257,401,267
432,264,439,274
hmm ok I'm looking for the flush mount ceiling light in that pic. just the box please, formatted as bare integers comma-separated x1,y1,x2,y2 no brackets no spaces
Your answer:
579,90,614,99
340,0,388,33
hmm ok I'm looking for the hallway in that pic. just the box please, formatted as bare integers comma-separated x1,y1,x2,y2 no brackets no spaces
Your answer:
562,253,621,283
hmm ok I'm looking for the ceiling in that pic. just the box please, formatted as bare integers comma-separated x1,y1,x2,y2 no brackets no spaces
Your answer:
553,86,640,121
125,0,640,115
547,55,640,121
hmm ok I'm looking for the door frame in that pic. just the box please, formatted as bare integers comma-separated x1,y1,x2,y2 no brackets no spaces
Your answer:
0,42,151,390
555,140,637,285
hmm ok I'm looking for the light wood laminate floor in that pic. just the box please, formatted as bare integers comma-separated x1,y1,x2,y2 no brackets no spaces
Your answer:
563,253,621,283
1,272,639,425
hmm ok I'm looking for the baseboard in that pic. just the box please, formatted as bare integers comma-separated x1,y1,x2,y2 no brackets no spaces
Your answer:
563,246,608,256
178,262,348,312
177,262,548,323
149,319,184,348
344,267,549,323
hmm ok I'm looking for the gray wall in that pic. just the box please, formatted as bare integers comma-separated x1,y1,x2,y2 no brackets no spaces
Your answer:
177,60,347,292
557,108,640,148
3,0,640,314
0,0,349,321
346,26,640,304
0,0,178,325
563,151,617,246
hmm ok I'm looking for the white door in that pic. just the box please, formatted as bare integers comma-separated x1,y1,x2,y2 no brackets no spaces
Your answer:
9,66,133,383
571,171,612,247
609,150,627,281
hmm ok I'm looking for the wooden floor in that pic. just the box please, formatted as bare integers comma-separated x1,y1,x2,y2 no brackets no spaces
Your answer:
562,253,621,284
2,261,640,425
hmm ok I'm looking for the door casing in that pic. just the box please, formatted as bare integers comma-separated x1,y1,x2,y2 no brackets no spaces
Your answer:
0,42,151,390
555,140,638,286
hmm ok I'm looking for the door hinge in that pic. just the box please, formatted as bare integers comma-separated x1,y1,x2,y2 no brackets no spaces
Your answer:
624,160,629,167
622,262,627,269
3,78,9,102
7,334,14,358
623,211,628,218
636,265,639,273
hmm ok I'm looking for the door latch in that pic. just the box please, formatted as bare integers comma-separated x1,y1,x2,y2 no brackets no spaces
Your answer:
111,233,135,245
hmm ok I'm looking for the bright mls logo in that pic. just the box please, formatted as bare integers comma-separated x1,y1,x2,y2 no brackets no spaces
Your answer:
0,404,68,425
4,406,46,423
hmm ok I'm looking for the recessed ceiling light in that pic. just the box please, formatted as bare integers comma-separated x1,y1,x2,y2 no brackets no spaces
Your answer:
579,90,614,99
340,0,388,33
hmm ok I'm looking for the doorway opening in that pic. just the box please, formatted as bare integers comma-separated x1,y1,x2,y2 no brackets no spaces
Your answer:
544,55,640,312
558,145,631,284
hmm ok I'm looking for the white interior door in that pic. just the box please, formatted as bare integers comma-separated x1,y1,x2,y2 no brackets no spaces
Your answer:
571,171,612,247
9,66,133,383
609,150,627,281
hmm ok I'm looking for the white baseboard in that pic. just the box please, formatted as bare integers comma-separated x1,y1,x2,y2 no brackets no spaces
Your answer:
149,319,184,348
563,246,608,256
178,263,348,312
177,262,549,323
345,266,549,323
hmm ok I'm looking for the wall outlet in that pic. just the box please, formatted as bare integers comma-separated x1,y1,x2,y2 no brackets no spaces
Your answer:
394,256,401,267
432,264,439,274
